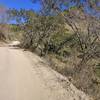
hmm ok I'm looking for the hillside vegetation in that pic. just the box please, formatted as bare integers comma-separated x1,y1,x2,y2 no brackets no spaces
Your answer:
0,1,100,99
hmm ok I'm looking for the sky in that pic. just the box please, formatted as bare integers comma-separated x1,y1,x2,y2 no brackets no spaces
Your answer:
0,0,99,17
0,0,87,11
0,0,41,11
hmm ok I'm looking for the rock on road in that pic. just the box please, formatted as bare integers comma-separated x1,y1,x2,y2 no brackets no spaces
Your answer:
0,46,92,100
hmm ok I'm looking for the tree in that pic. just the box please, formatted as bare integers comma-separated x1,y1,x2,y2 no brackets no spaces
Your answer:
21,12,66,56
0,6,11,40
32,0,99,16
31,0,99,64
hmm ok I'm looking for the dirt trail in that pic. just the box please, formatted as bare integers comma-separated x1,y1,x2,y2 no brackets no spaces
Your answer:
0,47,92,100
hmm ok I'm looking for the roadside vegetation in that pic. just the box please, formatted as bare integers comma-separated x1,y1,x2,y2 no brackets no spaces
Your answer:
0,0,100,100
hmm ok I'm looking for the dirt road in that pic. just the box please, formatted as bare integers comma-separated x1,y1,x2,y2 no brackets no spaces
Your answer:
0,47,92,100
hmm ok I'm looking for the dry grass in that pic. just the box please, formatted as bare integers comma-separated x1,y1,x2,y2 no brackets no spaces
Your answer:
44,53,100,100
